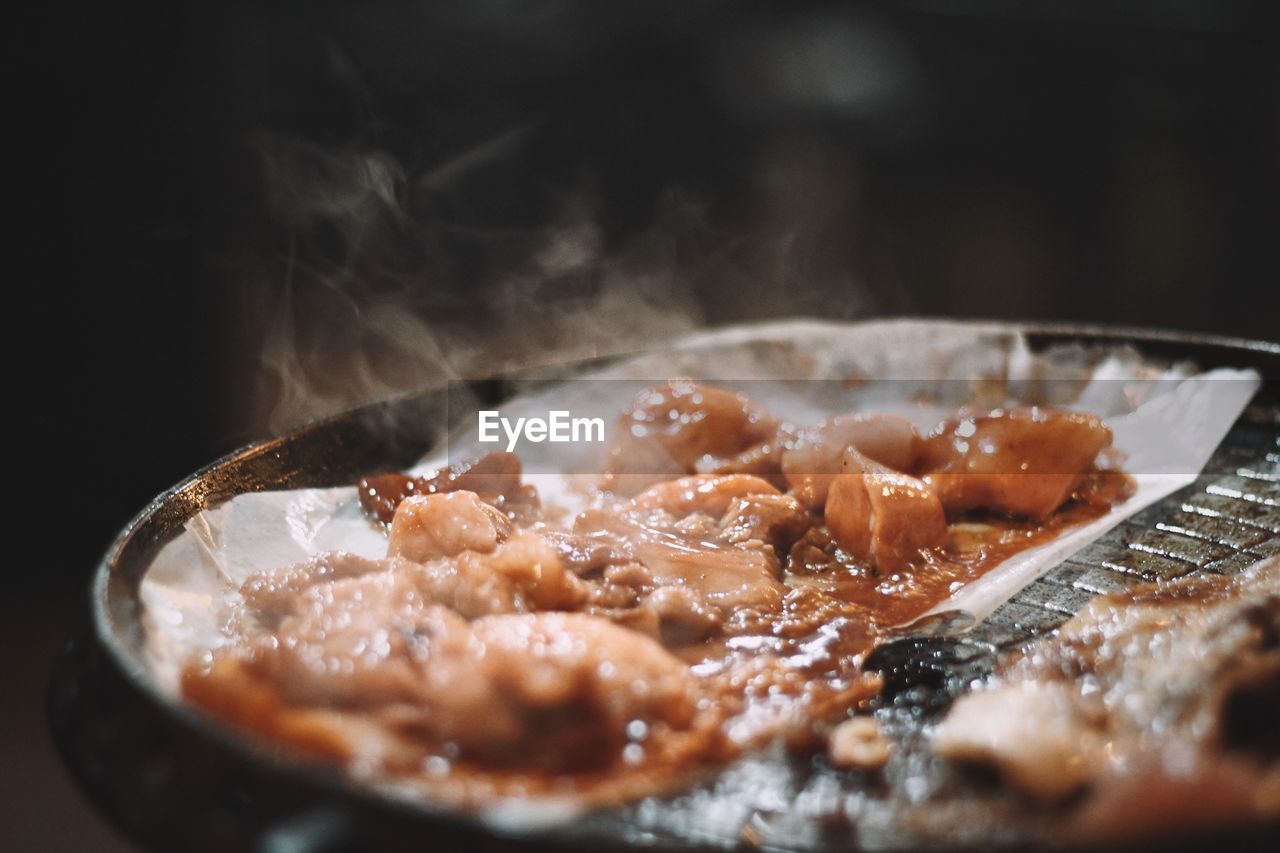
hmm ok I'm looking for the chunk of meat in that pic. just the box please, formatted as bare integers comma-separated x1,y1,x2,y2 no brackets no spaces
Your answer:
564,475,805,641
182,657,405,765
1068,752,1280,846
624,475,806,596
435,532,587,615
719,493,812,550
602,382,781,495
387,491,512,562
697,432,792,485
403,532,587,618
932,681,1106,800
241,531,583,632
454,612,704,770
918,408,1112,519
241,569,462,708
358,451,539,525
190,568,707,775
825,448,948,573
240,551,388,625
543,528,634,577
575,509,786,618
629,473,786,518
827,716,892,771
640,585,724,645
782,414,921,509
932,557,1280,823
377,489,583,616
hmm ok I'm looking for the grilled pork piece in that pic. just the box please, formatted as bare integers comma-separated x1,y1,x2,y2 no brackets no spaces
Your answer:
387,491,512,561
781,414,921,510
410,532,589,618
358,451,539,525
602,381,784,494
194,563,709,774
919,407,1112,519
240,550,388,625
933,557,1280,838
572,475,807,641
825,448,948,574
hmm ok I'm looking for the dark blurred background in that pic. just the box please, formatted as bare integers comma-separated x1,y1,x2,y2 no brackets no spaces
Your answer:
14,1,1280,848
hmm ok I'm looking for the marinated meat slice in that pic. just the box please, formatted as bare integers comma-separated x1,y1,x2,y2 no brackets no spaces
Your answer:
1069,751,1280,845
450,612,705,770
630,473,789,519
697,434,791,485
825,448,948,573
377,483,584,618
189,567,709,775
719,493,812,550
602,382,781,494
358,451,539,524
931,681,1105,800
182,657,408,765
241,535,583,630
639,585,724,644
403,532,587,618
918,408,1112,519
542,528,634,577
782,414,921,510
618,476,801,598
933,557,1280,834
239,569,462,708
358,472,419,523
387,491,512,562
562,475,806,641
574,509,786,621
434,532,588,615
240,550,388,625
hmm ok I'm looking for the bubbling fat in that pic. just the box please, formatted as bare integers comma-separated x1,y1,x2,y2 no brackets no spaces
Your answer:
184,382,1133,813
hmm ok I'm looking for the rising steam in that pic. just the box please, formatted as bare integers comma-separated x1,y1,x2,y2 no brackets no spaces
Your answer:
246,132,716,434
244,125,873,435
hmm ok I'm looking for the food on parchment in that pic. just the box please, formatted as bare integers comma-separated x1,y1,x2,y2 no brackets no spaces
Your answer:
183,382,1138,809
